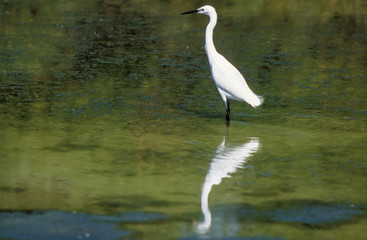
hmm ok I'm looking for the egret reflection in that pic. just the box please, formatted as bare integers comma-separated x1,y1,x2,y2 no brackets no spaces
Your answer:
197,134,260,234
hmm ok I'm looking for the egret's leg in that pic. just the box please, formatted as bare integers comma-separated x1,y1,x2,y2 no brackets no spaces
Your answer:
218,89,230,123
225,100,230,123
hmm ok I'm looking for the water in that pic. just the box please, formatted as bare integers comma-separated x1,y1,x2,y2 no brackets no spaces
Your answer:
1,0,367,239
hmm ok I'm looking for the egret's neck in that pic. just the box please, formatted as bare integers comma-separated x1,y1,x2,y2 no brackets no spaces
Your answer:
205,13,218,65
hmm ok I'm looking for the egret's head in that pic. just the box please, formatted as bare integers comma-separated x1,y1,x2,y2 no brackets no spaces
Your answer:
181,5,216,16
197,5,216,16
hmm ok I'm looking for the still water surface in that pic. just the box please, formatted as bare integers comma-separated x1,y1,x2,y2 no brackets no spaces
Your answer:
0,0,367,239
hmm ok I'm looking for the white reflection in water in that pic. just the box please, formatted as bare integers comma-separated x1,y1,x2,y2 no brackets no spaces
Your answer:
197,135,260,234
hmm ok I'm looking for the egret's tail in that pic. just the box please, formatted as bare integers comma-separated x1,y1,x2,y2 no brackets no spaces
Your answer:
256,95,264,107
249,94,263,108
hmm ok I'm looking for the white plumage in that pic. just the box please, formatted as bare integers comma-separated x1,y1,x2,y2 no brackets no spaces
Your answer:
181,5,263,122
211,53,263,107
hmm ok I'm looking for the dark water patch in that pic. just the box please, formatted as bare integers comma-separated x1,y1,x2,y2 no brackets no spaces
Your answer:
180,237,286,240
0,210,131,240
0,72,40,103
215,199,366,229
101,211,169,223
0,186,26,194
0,210,169,240
264,200,365,227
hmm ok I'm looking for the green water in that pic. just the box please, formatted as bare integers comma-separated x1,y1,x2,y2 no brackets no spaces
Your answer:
0,0,366,239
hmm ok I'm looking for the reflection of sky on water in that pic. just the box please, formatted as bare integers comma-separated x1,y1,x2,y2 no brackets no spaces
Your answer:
0,210,168,240
238,201,366,225
197,135,261,234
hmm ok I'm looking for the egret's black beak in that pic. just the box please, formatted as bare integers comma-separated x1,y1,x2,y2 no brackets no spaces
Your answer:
180,9,199,15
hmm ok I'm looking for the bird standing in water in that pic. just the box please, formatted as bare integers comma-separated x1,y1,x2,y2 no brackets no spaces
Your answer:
181,5,263,123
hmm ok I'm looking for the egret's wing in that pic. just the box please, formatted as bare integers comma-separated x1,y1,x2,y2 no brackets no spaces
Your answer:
211,54,262,107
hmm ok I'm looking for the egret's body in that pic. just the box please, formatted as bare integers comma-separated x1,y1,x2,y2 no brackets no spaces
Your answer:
181,5,263,123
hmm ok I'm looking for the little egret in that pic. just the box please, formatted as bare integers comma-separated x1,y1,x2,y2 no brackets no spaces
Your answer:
181,5,263,123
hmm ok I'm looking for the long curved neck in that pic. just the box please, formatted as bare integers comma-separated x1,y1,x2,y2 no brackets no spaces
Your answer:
205,12,218,65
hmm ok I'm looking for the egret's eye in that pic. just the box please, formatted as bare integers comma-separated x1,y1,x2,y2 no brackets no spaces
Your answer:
200,8,204,12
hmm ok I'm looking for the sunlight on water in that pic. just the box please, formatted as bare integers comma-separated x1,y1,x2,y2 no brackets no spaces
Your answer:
0,0,367,239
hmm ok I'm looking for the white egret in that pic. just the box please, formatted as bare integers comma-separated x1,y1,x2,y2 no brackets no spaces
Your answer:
181,5,263,123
